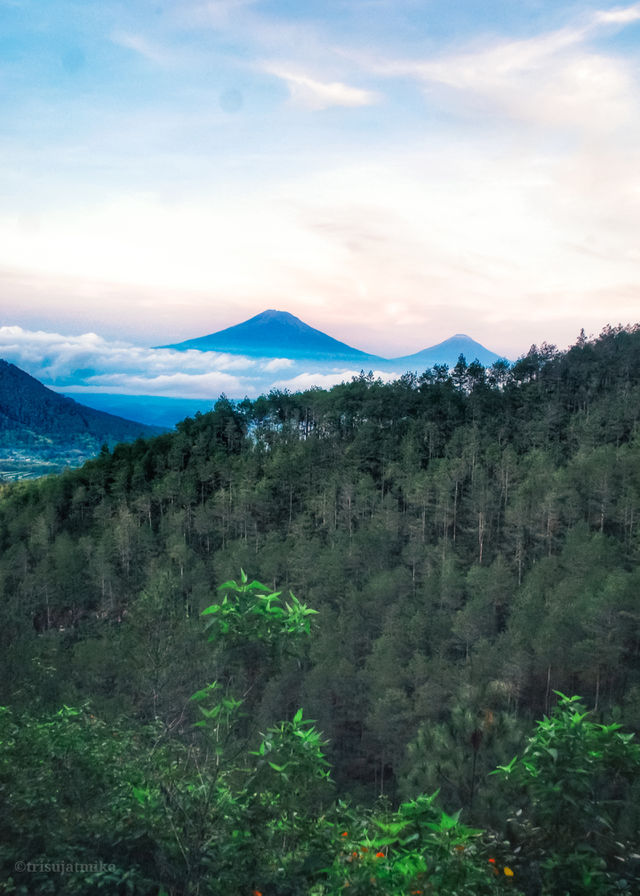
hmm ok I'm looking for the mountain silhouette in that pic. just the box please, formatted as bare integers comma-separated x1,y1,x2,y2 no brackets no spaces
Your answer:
161,310,507,368
160,310,383,362
392,334,507,369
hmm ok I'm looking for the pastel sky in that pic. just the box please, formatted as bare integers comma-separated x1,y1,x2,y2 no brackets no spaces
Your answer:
2,0,640,363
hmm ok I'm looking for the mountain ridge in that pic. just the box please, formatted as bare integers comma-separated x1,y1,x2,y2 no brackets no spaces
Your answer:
161,310,508,367
392,333,508,369
0,359,162,479
159,309,384,362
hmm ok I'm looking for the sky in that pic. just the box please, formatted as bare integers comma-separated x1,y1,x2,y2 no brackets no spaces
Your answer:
2,0,640,399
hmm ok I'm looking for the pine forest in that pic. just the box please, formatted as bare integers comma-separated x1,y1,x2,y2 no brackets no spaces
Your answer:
2,324,640,895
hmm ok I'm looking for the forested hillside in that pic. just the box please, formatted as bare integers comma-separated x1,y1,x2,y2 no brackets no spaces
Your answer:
2,324,640,894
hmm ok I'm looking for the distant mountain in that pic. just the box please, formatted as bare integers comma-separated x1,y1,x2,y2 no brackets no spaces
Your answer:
391,334,508,370
160,310,507,370
0,359,161,479
160,309,383,362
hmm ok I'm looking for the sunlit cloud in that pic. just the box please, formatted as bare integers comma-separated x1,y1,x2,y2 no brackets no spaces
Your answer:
264,65,379,110
272,369,399,393
363,8,640,137
0,325,387,399
595,3,640,25
263,357,295,372
0,326,260,395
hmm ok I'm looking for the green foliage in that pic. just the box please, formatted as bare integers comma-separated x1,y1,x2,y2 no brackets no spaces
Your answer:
3,570,640,896
0,573,327,895
402,690,527,820
0,704,160,894
203,570,317,650
494,693,640,895
321,793,520,896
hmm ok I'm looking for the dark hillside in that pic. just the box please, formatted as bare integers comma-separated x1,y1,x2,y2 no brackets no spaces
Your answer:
0,359,162,478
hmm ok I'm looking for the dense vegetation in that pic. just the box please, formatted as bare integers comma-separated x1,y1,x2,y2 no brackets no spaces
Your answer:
2,324,640,893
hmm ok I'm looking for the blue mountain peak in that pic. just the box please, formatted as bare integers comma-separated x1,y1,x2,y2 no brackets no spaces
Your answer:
160,310,381,362
159,310,508,368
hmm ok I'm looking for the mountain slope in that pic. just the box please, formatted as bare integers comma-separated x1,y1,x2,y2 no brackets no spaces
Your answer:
161,310,507,370
0,359,161,479
160,309,384,362
390,334,508,369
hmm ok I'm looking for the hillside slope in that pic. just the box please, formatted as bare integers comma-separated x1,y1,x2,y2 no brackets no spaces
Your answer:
392,333,508,368
0,359,161,478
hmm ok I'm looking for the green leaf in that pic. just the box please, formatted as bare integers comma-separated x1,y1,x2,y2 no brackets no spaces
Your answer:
492,755,518,776
201,605,221,616
132,786,148,805
190,683,219,702
376,819,410,836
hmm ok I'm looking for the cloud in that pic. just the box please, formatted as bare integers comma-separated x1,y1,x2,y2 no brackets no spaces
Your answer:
264,65,379,110
263,357,295,372
64,372,244,399
0,326,263,396
272,368,398,392
360,5,640,137
0,325,255,376
595,3,640,25
0,326,383,399
3,126,638,363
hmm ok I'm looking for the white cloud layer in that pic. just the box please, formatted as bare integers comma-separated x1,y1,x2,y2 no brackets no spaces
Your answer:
0,326,378,399
272,368,398,393
595,3,640,25
0,326,254,396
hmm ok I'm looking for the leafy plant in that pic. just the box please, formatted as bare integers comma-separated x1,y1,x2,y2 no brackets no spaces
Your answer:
493,692,640,895
0,704,160,894
322,792,521,896
202,569,318,648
